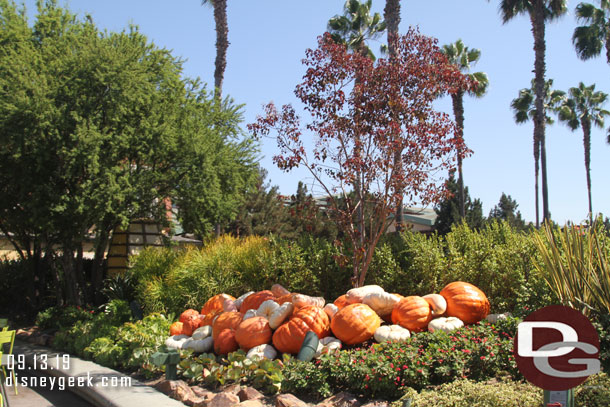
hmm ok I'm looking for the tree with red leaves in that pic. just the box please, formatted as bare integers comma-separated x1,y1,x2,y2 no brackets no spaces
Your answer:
249,28,473,287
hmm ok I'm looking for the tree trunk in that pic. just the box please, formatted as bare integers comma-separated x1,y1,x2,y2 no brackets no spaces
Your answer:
212,0,228,99
384,0,403,232
92,225,112,305
582,120,593,218
62,243,81,306
451,92,466,219
532,1,549,223
534,135,540,228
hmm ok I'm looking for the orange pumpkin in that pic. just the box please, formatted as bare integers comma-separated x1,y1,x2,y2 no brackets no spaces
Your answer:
200,309,223,327
214,328,239,355
439,281,490,324
235,316,272,350
277,293,294,305
330,303,381,345
179,309,200,323
240,290,276,313
391,296,432,333
169,321,183,336
333,295,349,310
181,315,200,336
201,294,236,315
212,311,243,341
272,305,330,354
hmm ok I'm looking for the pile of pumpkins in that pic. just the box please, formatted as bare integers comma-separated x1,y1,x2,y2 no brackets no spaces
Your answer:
166,281,490,360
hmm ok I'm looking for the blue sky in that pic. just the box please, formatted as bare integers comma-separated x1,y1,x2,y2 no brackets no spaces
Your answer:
23,0,610,224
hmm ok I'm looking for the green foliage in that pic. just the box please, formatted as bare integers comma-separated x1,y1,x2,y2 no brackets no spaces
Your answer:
131,221,552,315
367,232,446,295
408,379,541,407
281,318,520,400
130,236,272,315
35,305,93,331
101,272,137,302
49,301,170,376
51,300,131,358
367,222,545,313
0,0,258,305
591,311,610,372
534,218,610,315
576,372,610,407
488,193,527,230
178,350,284,395
434,175,485,235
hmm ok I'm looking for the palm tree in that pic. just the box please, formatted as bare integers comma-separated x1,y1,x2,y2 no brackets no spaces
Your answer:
441,40,489,219
383,0,404,231
328,0,386,59
201,0,229,98
558,82,610,217
511,79,565,227
573,1,610,65
490,0,568,223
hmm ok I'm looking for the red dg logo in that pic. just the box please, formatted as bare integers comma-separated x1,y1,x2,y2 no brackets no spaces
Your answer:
513,305,600,391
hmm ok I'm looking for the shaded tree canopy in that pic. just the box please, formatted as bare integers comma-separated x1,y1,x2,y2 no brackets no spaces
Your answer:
489,193,527,230
0,0,258,305
434,172,485,235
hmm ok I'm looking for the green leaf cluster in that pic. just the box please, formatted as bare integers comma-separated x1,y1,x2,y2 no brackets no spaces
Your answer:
178,350,283,395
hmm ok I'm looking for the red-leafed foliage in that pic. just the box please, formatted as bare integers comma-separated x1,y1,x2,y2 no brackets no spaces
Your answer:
249,28,474,287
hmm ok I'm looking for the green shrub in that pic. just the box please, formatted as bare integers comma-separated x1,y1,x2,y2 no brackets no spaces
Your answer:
51,300,131,358
408,379,541,407
442,221,540,313
576,372,610,407
131,236,272,315
591,312,610,372
36,305,94,331
367,231,446,295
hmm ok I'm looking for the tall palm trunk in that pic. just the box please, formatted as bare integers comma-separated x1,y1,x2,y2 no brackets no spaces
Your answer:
451,91,466,219
212,0,228,99
384,0,403,231
211,0,228,236
532,0,549,223
534,135,540,228
582,119,593,217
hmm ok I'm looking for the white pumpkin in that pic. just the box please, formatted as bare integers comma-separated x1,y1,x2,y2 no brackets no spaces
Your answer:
323,303,339,320
165,334,190,350
243,309,258,320
234,291,255,311
362,292,401,316
246,344,278,360
182,337,214,353
428,317,464,333
292,294,325,309
485,313,511,323
269,302,294,330
345,285,385,304
314,336,342,358
422,294,447,316
191,326,213,340
257,300,280,319
374,325,411,343
271,284,290,297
